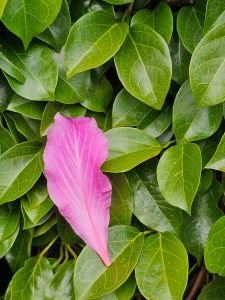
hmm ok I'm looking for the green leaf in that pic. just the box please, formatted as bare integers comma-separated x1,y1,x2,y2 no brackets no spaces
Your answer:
74,225,144,300
0,141,43,204
198,169,213,195
38,0,71,52
190,22,225,107
65,10,129,78
3,112,26,143
115,23,172,110
86,109,112,132
205,216,225,275
204,0,225,32
102,0,132,4
108,173,133,226
0,204,20,241
0,78,13,112
1,0,62,49
179,192,223,263
6,229,32,272
198,277,225,300
102,127,161,173
0,0,7,18
198,138,218,168
45,260,75,300
138,104,172,138
54,50,91,104
127,160,183,233
0,224,19,258
112,89,150,128
157,143,202,213
10,257,54,299
135,232,188,300
173,80,223,145
0,125,16,154
0,52,25,83
205,133,225,171
7,94,46,120
131,3,173,43
3,41,58,101
177,0,205,52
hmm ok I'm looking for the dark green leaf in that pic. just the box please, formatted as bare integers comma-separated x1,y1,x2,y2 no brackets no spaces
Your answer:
198,277,225,300
198,169,213,195
115,23,172,110
57,213,80,245
0,204,20,241
204,0,225,32
0,79,13,112
0,125,16,154
0,224,19,258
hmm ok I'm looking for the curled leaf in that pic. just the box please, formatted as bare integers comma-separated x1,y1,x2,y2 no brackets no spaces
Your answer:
43,113,112,266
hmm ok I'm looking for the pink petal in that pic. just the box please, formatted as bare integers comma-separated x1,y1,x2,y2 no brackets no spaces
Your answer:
43,113,112,266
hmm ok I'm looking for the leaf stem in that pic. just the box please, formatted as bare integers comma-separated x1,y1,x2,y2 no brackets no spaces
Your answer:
39,235,59,258
53,243,64,267
143,230,154,236
66,244,77,260
122,2,134,22
185,265,206,300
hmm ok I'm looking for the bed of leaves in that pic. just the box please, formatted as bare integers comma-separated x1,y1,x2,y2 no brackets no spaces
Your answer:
0,0,225,299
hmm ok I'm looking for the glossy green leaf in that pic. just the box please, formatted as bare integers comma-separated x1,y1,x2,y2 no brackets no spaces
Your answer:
138,104,172,138
38,0,71,52
6,229,32,272
7,94,46,120
127,160,183,233
179,192,223,263
102,127,161,172
198,277,225,300
3,41,58,101
112,89,150,127
173,80,223,145
115,23,172,110
45,260,75,300
177,0,205,52
0,204,20,241
74,225,144,300
10,257,53,299
135,232,188,300
0,125,16,154
0,78,13,112
157,143,202,213
205,133,225,171
0,0,7,18
198,138,218,168
0,141,43,204
0,224,19,258
1,0,62,49
205,216,225,275
131,3,173,43
198,169,213,195
0,52,25,83
108,173,133,226
65,10,129,78
204,0,225,32
190,22,225,107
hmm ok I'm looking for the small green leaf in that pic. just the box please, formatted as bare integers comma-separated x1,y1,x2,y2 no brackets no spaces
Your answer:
190,22,225,106
205,133,225,171
102,127,161,173
198,277,225,300
127,160,183,233
10,257,54,299
204,0,225,32
131,3,173,43
74,225,144,300
65,10,129,78
102,0,132,4
0,125,16,154
157,143,202,213
135,232,188,300
205,216,225,275
3,41,58,101
115,23,172,110
173,80,223,145
0,224,19,258
108,173,133,226
1,0,62,49
0,141,43,204
0,52,25,83
0,204,20,241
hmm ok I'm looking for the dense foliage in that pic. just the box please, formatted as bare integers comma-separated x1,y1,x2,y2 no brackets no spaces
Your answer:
0,0,225,299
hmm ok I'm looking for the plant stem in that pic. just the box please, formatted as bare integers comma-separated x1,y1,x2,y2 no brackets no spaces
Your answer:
39,235,59,258
122,2,134,22
66,244,77,260
185,266,206,300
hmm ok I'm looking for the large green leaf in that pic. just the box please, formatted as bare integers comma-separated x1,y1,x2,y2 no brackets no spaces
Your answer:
10,257,54,299
157,143,202,213
102,127,161,172
205,133,225,171
177,0,205,52
173,80,223,145
204,0,225,32
65,10,128,78
179,192,223,263
1,0,62,49
3,41,58,101
115,23,172,110
0,204,20,241
108,173,133,226
198,277,225,300
74,225,144,300
135,232,188,300
131,3,173,43
0,141,43,204
205,216,225,275
127,160,182,233
0,125,16,154
190,22,225,107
